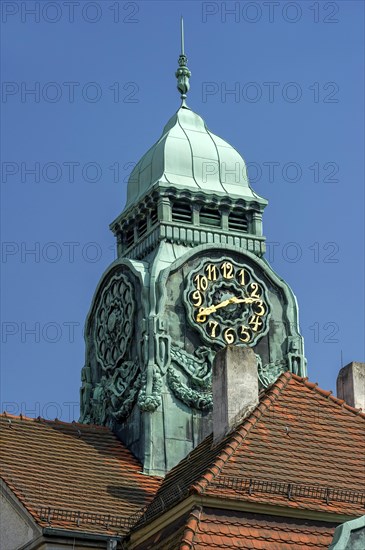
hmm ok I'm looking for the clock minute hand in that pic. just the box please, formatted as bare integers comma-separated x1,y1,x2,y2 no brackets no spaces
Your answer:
229,296,256,305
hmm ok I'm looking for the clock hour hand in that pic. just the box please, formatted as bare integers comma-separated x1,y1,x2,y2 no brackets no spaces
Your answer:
199,298,232,317
197,296,255,321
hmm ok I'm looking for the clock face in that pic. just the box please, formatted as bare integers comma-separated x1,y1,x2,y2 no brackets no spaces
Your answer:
184,258,270,347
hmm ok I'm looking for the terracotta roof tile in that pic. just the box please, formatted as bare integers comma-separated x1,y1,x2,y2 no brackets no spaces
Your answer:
0,414,161,536
190,509,335,549
138,373,365,525
134,508,336,549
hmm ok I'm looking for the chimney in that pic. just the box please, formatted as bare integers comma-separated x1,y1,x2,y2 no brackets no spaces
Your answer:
212,346,259,443
336,362,365,411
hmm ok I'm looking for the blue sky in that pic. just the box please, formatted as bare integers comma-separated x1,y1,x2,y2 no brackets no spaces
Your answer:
1,0,364,421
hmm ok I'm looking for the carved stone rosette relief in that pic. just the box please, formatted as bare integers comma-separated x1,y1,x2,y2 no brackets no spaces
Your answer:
89,272,141,424
95,273,135,372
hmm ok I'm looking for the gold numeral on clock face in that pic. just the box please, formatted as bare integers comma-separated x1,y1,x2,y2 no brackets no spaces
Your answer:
191,290,203,307
249,282,261,299
239,325,251,343
197,307,207,323
194,274,208,291
208,320,219,338
223,327,235,344
238,268,248,286
254,300,266,316
205,264,218,281
249,314,263,332
221,262,234,279
188,261,269,345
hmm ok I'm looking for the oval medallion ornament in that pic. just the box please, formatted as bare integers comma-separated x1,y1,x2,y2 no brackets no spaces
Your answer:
95,273,135,371
184,257,271,348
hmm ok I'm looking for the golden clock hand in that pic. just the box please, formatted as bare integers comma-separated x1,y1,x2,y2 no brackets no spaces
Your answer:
212,298,232,311
229,296,256,305
197,299,231,319
196,296,256,321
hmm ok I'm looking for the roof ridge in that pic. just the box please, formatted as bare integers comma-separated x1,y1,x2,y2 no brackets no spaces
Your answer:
0,412,111,430
179,506,202,550
190,371,293,494
290,375,365,419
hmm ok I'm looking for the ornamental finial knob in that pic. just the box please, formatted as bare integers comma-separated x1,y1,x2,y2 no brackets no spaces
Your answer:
175,17,191,104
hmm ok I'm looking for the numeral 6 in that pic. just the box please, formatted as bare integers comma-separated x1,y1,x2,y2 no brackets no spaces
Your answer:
223,327,235,344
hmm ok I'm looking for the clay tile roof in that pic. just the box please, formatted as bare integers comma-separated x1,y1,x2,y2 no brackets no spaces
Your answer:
188,509,336,549
134,508,336,549
137,373,365,526
0,414,161,536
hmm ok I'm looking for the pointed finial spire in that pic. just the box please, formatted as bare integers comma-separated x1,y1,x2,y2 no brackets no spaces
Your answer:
175,16,191,105
181,15,185,55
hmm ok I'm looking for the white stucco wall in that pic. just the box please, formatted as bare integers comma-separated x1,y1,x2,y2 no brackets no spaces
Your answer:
0,492,38,550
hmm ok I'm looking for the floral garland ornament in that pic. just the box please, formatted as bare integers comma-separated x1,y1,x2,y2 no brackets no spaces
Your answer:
167,345,214,411
138,369,163,412
167,367,213,411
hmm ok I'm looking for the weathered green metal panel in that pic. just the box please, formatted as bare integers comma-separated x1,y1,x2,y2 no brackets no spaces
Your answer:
329,516,365,550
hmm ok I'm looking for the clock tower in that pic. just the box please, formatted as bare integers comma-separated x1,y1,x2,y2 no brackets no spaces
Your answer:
80,26,306,475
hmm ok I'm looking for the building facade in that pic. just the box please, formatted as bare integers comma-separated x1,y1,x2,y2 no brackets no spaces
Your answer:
1,26,364,550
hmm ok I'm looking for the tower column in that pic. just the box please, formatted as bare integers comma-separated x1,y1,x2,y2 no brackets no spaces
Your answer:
158,197,172,222
192,203,200,226
221,206,230,232
251,212,263,236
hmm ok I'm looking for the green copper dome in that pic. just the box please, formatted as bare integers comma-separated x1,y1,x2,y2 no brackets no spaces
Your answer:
126,104,264,210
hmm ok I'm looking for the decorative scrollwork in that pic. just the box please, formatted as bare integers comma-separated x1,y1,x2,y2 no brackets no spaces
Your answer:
80,363,93,423
108,359,141,421
138,369,163,412
111,373,142,421
89,375,108,425
168,345,214,410
88,359,142,424
256,354,287,388
155,332,171,375
95,273,135,372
